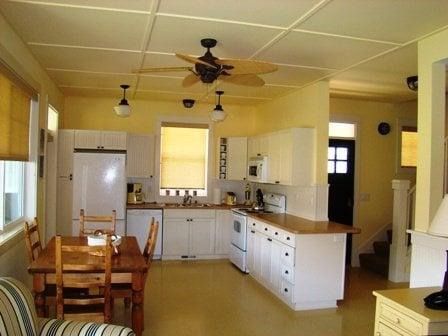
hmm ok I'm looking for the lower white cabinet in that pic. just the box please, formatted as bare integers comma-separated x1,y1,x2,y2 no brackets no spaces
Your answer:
246,218,347,311
162,209,216,259
215,210,233,255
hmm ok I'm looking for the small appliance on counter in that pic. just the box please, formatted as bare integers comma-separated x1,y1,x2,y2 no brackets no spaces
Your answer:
244,183,252,205
225,192,237,205
127,183,143,204
254,188,264,210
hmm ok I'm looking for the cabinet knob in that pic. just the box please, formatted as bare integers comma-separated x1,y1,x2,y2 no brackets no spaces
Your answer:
252,223,256,226
275,232,278,235
284,288,288,292
69,174,72,181
251,230,255,234
264,228,268,231
395,318,400,324
286,237,290,240
285,252,289,256
285,270,289,274
275,181,280,184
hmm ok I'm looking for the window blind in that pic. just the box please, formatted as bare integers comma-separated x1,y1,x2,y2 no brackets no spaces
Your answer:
160,125,209,189
0,73,31,161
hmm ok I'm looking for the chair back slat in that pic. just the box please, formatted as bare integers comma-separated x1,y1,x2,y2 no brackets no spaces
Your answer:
143,218,159,267
24,218,42,263
79,209,116,237
55,235,112,323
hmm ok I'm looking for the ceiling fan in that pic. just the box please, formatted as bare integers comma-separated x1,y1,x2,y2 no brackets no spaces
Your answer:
134,38,278,87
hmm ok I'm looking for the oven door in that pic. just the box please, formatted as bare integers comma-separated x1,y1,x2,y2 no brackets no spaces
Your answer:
231,212,247,251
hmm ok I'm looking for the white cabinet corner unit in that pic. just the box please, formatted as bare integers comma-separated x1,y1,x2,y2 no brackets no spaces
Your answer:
162,209,232,259
247,217,347,311
217,137,248,181
248,128,315,186
126,134,155,178
74,130,127,150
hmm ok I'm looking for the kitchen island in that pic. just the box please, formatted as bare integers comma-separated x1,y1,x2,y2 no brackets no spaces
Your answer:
245,213,360,311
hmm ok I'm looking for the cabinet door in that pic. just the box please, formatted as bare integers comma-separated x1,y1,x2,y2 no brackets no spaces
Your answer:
278,131,293,185
215,210,232,255
74,130,101,149
247,228,256,273
252,231,263,279
57,130,74,177
260,235,272,284
56,177,73,236
269,240,282,292
163,219,189,256
101,131,127,150
247,137,259,158
190,218,215,255
227,137,247,181
267,132,282,184
126,134,154,178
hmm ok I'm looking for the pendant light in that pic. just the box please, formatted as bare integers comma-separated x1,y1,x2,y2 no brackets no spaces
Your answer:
114,84,131,117
211,90,226,122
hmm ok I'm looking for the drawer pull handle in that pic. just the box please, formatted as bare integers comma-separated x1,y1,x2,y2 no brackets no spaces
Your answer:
251,230,255,234
267,238,272,242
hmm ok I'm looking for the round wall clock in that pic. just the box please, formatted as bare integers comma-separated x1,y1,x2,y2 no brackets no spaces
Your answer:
378,122,391,135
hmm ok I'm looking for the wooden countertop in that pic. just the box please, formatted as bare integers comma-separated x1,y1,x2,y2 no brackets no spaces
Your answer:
248,213,361,235
127,202,250,210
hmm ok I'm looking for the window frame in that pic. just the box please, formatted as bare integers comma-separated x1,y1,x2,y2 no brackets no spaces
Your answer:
396,118,418,174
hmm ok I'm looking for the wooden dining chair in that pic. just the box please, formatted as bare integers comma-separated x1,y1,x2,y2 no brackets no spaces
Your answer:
24,218,42,263
79,209,116,236
55,235,113,323
111,218,159,312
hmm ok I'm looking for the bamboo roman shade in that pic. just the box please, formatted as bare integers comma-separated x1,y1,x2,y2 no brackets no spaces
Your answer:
160,123,209,189
0,73,31,161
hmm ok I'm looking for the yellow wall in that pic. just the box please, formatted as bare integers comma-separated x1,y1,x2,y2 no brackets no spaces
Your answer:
254,81,330,184
415,27,448,231
64,96,257,140
330,98,417,250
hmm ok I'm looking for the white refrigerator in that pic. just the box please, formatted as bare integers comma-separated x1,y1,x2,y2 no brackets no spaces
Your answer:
72,152,126,236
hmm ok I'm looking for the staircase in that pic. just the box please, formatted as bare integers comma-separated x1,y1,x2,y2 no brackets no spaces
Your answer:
359,230,392,277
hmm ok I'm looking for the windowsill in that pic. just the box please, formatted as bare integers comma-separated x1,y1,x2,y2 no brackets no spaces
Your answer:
0,224,24,256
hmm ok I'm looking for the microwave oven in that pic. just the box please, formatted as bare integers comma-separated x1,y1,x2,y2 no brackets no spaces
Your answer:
247,156,268,183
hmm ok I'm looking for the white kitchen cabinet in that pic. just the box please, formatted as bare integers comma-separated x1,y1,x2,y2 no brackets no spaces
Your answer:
163,218,189,256
74,130,126,150
217,137,247,181
57,130,74,177
247,135,269,158
267,132,282,184
247,227,256,273
126,134,154,178
215,210,232,255
269,239,282,292
163,209,216,259
260,234,272,285
190,218,215,255
253,230,262,278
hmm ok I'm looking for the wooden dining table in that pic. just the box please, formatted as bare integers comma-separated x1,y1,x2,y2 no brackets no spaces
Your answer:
28,236,148,336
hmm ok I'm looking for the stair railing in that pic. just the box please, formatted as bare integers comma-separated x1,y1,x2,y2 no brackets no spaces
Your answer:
389,180,412,282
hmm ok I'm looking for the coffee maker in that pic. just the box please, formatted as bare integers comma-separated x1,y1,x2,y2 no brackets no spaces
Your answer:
127,183,143,204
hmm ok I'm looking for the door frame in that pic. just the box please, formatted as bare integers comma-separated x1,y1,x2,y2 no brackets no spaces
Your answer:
329,116,360,267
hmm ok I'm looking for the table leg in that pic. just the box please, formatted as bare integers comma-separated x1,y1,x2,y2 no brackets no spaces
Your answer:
33,274,46,318
132,272,143,336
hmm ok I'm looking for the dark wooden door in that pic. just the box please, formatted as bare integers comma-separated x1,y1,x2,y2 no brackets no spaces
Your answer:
328,139,355,264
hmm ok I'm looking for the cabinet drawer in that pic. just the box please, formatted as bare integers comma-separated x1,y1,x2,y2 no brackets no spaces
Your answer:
260,223,273,237
378,303,423,336
376,321,413,336
280,264,295,284
164,209,215,219
280,245,295,267
280,280,294,303
281,231,295,247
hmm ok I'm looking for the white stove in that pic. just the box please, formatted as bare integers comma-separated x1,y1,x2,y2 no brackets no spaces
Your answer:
229,193,286,273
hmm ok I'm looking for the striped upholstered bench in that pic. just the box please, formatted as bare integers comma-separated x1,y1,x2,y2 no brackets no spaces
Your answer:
0,277,135,336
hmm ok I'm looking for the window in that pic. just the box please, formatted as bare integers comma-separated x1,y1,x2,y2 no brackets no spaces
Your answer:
0,161,25,230
160,123,209,196
328,146,348,174
400,126,417,168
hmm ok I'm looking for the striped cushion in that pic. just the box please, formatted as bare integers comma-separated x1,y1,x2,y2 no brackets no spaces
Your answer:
0,277,39,336
39,319,135,336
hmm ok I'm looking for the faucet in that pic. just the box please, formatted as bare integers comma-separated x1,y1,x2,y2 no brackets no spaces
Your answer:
183,194,193,205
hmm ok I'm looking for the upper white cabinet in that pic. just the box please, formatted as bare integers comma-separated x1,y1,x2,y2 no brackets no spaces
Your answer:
248,128,314,186
74,130,127,150
126,134,154,178
217,137,247,181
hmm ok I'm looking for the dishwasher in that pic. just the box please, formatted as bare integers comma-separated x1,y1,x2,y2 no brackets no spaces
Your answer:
126,209,163,259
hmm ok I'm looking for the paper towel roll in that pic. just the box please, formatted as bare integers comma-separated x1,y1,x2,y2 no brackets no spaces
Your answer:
213,188,222,205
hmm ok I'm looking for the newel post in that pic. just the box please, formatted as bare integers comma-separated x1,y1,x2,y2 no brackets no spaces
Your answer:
389,179,411,282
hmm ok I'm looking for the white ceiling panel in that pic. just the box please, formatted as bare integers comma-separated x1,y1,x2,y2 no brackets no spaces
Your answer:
141,53,193,77
299,0,448,43
61,86,121,97
217,82,295,98
18,0,152,11
30,44,141,73
147,15,280,58
48,70,136,89
138,75,211,94
134,90,202,102
261,65,334,86
157,0,322,27
0,1,148,49
258,31,394,69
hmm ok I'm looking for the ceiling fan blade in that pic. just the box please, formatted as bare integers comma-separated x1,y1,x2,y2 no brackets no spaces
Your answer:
133,66,192,73
220,74,265,87
175,53,217,68
182,73,200,87
216,59,277,75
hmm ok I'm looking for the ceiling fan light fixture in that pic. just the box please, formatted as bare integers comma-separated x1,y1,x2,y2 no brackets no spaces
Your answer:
211,91,226,122
406,75,418,91
114,84,131,117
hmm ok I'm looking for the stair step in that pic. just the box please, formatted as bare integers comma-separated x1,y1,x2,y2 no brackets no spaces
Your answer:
359,253,389,277
373,241,390,258
387,229,392,244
